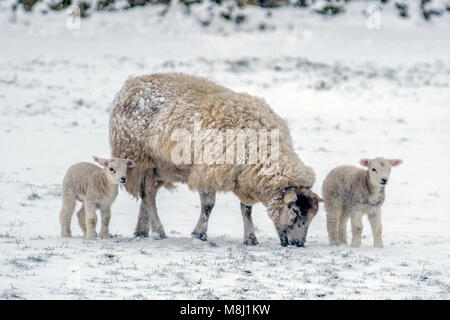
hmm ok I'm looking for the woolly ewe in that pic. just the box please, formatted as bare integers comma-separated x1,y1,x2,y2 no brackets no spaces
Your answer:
59,156,135,239
322,157,403,248
109,73,321,247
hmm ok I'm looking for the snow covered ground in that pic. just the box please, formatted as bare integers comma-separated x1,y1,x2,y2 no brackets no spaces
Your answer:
0,3,449,299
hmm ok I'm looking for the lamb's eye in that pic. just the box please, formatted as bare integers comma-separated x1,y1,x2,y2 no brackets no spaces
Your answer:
109,168,115,173
372,168,376,172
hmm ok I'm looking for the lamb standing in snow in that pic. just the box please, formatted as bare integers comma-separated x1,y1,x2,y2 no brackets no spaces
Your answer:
59,156,135,239
109,73,321,247
322,157,403,248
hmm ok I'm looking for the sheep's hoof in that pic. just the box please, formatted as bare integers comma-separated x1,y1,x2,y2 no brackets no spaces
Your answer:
374,243,384,248
85,234,97,240
191,231,207,241
99,232,112,239
151,232,166,240
60,231,72,238
134,230,149,238
243,234,258,246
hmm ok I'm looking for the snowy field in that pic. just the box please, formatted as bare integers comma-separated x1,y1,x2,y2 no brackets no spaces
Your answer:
0,3,449,299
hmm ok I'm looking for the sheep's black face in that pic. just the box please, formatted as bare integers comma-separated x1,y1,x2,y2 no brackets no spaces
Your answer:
274,187,320,247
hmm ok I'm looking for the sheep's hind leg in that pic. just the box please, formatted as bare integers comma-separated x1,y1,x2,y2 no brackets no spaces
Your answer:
60,194,76,238
192,191,216,241
76,204,86,235
338,209,350,245
135,191,166,239
241,203,258,245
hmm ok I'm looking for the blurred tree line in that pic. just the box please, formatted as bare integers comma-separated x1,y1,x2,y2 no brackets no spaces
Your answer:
10,0,450,21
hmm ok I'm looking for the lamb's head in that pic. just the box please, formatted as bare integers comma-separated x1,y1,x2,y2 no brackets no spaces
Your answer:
360,157,403,187
270,187,321,247
93,156,136,185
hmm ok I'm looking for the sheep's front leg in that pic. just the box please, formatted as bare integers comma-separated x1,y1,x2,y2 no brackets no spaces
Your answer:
99,207,112,239
368,209,383,248
241,203,258,245
350,211,363,247
84,202,98,240
192,191,216,241
135,191,166,239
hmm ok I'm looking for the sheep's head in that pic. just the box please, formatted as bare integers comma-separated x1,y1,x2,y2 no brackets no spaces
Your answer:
93,156,136,185
271,187,321,247
360,157,403,187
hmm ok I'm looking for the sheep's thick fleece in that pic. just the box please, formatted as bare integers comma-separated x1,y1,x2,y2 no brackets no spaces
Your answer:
109,73,315,213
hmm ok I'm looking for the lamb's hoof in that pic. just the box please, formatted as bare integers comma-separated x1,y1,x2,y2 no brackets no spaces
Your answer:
243,234,258,246
151,232,167,240
374,243,384,248
99,233,113,239
60,232,71,238
85,234,97,240
134,230,149,238
191,231,207,241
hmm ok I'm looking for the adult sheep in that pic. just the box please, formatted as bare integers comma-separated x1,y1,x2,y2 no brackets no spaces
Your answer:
109,73,320,247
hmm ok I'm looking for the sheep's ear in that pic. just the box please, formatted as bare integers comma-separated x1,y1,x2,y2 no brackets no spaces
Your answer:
126,159,136,168
389,159,403,167
359,159,370,167
93,156,109,168
283,188,297,205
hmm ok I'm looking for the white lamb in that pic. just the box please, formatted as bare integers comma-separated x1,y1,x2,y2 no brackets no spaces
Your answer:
322,157,403,248
59,156,135,239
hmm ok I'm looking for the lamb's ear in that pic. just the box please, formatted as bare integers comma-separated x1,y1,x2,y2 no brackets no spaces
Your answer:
93,156,109,168
283,188,297,205
389,159,403,167
359,159,370,167
126,159,136,168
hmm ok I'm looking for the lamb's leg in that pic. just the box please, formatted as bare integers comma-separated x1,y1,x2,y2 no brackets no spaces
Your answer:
99,207,112,239
368,209,383,248
59,194,76,238
192,191,216,241
135,191,166,239
350,212,363,247
325,198,341,246
338,210,350,245
76,204,86,235
84,202,98,240
241,203,258,245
